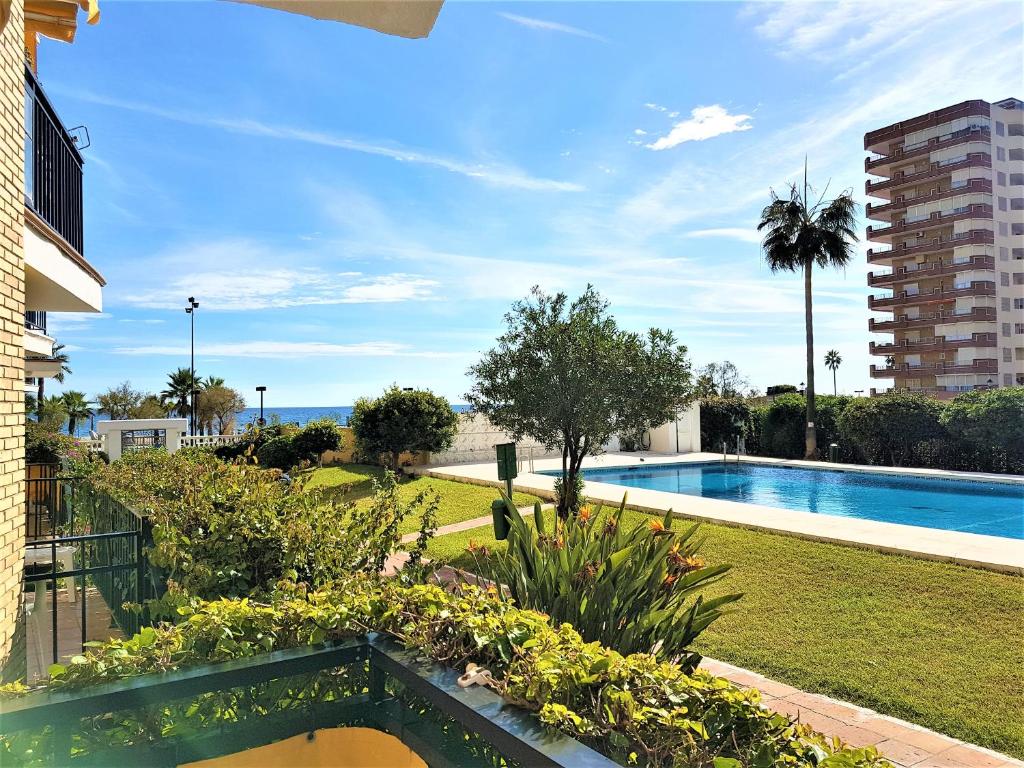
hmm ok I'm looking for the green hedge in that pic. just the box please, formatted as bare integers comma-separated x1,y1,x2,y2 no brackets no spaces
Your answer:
1,580,891,768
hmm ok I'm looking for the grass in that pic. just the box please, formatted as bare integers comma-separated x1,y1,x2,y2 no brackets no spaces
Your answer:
303,464,542,536
424,504,1024,759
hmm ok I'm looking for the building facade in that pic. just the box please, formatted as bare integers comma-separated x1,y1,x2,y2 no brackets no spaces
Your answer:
864,98,1024,398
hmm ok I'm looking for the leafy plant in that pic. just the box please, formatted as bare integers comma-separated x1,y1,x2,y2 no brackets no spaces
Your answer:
255,434,299,470
24,421,75,464
349,386,458,472
941,387,1024,473
699,397,752,452
837,394,944,467
291,417,344,466
481,496,740,670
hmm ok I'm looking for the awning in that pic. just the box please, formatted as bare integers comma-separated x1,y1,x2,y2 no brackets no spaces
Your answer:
230,0,443,39
25,0,99,42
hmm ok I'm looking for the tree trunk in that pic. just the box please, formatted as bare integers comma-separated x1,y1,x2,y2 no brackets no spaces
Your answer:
36,377,44,419
803,262,818,459
67,417,75,436
833,369,837,396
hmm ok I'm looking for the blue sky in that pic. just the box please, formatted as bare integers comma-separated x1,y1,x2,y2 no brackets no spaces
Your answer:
40,0,1023,406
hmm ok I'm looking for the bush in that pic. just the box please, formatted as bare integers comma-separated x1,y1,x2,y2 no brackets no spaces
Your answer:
942,387,1024,473
699,397,751,452
483,496,739,671
3,581,890,768
291,417,344,465
837,394,944,466
214,422,295,462
25,422,75,464
350,386,458,471
758,393,806,458
255,435,300,470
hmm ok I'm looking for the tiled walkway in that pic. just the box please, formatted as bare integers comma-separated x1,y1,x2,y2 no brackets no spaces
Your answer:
25,586,124,683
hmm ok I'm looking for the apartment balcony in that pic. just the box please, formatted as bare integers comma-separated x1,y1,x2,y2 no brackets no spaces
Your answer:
864,153,991,198
869,333,998,356
865,204,992,242
866,229,994,264
869,385,995,400
867,280,995,310
864,100,990,153
24,311,54,359
867,255,995,287
868,306,996,332
865,179,992,221
24,65,104,313
870,359,998,378
865,126,990,175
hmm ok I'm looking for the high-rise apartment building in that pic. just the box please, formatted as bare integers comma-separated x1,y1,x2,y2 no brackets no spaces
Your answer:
864,98,1024,398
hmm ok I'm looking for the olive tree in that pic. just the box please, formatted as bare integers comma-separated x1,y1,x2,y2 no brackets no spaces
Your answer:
350,387,458,472
468,285,694,518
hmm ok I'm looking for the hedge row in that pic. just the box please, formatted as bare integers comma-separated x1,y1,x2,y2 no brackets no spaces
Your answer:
701,387,1024,473
1,580,891,768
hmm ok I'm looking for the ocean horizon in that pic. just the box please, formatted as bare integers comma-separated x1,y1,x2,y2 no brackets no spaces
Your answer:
74,404,473,438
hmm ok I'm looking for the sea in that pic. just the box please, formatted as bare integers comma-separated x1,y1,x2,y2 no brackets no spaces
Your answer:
74,404,473,438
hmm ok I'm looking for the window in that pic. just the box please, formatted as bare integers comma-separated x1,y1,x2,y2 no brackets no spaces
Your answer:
1003,323,1011,337
1015,248,1024,260
997,146,1006,160
1000,222,1009,236
1001,272,1010,286
997,171,1006,186
1016,347,1024,360
1015,298,1024,310
999,196,1008,211
1015,273,1024,285
1004,348,1013,362
1011,174,1024,186
1016,323,1024,334
1005,374,1014,386
1011,148,1024,161
1002,297,1011,310
996,121,1005,136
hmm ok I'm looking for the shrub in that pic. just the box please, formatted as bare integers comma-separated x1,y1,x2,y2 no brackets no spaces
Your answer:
699,397,751,452
25,422,75,464
291,417,344,465
255,434,300,470
758,393,806,458
766,384,797,397
942,387,1024,473
483,497,739,671
350,386,458,471
837,394,944,466
1,581,890,768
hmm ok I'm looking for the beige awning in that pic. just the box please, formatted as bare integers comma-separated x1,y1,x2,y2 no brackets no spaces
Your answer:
230,0,443,39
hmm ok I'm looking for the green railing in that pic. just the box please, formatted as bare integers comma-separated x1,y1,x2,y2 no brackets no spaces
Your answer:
0,636,617,768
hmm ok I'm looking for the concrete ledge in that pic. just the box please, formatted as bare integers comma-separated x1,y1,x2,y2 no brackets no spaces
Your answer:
416,453,1023,575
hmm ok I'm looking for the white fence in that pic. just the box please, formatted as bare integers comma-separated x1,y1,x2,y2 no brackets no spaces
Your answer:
179,434,245,449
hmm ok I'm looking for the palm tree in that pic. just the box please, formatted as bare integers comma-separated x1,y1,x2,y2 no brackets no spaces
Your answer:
758,164,857,459
36,343,71,418
160,367,200,420
60,391,94,436
824,350,842,396
38,395,68,432
203,376,225,388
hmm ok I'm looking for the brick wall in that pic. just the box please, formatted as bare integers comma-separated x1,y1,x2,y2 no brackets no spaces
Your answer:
0,0,27,675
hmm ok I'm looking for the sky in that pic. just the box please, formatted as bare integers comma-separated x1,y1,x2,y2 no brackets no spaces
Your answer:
39,0,1024,407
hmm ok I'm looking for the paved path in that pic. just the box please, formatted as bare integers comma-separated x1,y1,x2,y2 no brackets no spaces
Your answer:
398,503,548,545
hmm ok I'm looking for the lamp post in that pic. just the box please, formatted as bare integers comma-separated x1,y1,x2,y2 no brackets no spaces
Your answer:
185,297,199,435
256,386,267,427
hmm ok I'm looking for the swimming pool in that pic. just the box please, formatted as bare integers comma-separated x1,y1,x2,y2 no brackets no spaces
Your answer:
547,462,1024,539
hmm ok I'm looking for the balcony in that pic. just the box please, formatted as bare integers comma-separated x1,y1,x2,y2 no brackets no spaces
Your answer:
867,256,995,287
865,126,990,175
864,100,990,153
869,333,998,356
865,179,992,221
867,229,994,263
868,306,996,332
867,280,996,310
866,204,992,242
869,384,995,400
864,153,991,198
870,359,998,378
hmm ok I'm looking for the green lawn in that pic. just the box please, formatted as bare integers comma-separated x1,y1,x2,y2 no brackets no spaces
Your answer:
424,505,1024,759
304,464,542,536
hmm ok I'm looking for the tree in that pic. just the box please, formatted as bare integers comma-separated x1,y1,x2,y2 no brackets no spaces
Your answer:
350,386,458,473
467,286,693,518
824,350,842,396
197,385,246,434
942,387,1024,473
694,361,749,398
36,343,71,418
292,418,344,466
758,165,857,459
161,367,200,421
837,394,944,466
203,376,225,389
96,382,145,420
60,391,93,436
38,395,68,432
133,394,172,419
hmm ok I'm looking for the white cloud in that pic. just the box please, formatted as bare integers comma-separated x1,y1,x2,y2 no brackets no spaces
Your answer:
685,228,762,244
497,12,606,42
633,129,647,136
646,105,753,150
112,340,462,359
67,91,584,193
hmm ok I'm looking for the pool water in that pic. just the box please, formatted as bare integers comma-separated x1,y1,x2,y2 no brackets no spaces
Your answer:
553,462,1024,539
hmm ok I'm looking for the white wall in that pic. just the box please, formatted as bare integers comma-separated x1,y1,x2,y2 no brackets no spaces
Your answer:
96,419,188,461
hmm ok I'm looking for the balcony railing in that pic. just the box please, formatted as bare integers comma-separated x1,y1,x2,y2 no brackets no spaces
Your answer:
867,280,996,309
869,333,998,355
870,359,998,378
869,384,995,400
867,255,995,287
864,100,990,150
864,153,991,197
865,204,992,241
865,126,990,173
865,179,992,220
868,306,996,332
867,229,994,262
24,310,47,334
25,64,84,255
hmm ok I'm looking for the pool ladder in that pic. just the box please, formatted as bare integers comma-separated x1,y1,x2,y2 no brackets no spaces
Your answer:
722,439,742,464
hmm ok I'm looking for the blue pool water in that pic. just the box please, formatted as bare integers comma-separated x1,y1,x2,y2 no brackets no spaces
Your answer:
548,463,1024,539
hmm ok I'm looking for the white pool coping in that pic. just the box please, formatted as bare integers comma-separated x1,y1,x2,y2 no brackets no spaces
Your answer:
416,452,1024,575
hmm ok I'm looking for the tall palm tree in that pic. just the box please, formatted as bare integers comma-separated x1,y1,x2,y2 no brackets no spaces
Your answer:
758,164,857,459
160,367,200,420
36,343,71,418
38,395,68,432
203,376,225,388
824,350,842,396
61,391,94,436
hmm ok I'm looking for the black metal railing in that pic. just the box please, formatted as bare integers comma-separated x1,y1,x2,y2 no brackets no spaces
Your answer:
24,64,84,255
24,310,47,335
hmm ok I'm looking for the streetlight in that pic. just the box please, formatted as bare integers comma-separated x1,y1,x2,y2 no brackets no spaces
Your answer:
256,386,267,427
185,297,199,435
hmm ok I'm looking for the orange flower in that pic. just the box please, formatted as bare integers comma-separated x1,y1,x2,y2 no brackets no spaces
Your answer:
683,555,705,570
578,506,592,522
466,540,479,553
648,519,666,533
662,573,678,588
